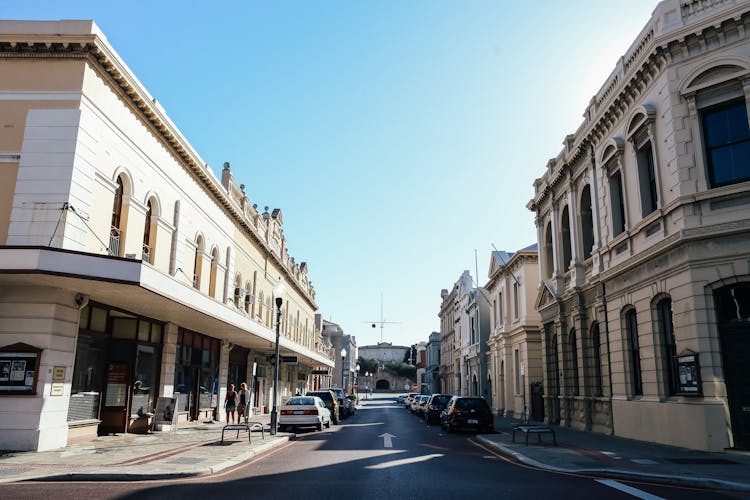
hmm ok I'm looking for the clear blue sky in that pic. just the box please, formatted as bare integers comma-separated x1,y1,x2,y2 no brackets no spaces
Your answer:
5,0,657,348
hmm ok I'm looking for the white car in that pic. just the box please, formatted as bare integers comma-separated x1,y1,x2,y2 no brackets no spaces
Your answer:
279,396,332,432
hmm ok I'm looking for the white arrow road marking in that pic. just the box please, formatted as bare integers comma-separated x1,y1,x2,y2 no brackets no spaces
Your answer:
596,479,665,500
379,433,396,448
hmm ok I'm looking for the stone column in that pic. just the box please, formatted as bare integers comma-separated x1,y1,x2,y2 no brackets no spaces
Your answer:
218,340,231,422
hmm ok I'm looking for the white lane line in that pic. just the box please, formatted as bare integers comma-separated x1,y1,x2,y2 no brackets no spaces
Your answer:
596,479,665,499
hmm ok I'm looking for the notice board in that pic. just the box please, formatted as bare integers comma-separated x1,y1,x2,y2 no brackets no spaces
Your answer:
0,343,41,395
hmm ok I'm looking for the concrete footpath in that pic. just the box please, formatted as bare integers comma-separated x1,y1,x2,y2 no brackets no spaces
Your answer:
0,414,289,483
477,415,750,493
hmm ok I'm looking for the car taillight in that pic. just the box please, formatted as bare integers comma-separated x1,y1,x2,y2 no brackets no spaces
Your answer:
450,408,463,415
281,410,292,415
305,409,319,415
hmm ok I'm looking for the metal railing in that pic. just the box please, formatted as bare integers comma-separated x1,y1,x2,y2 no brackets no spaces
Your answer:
108,226,120,256
142,243,151,263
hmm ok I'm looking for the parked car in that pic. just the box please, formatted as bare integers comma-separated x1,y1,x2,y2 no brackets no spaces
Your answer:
404,393,419,408
396,394,407,404
279,396,331,432
329,388,350,417
347,395,357,415
410,394,428,414
414,395,430,417
306,390,340,424
440,396,494,434
424,394,452,424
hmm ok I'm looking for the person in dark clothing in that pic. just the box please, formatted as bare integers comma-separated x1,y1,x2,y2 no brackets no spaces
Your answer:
224,384,237,424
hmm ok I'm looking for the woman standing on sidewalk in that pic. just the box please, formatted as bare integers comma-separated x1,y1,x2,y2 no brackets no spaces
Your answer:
224,383,238,424
237,382,252,423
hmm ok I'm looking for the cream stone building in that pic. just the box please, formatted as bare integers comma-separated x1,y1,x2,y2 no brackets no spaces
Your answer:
527,0,750,451
0,20,333,452
485,245,543,419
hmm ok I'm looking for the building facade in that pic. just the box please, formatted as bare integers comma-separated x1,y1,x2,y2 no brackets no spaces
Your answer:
438,288,457,395
358,342,410,364
425,331,441,394
485,246,543,419
0,21,333,452
527,0,750,451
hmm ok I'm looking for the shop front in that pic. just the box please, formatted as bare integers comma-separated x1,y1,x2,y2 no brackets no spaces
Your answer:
173,329,220,423
67,303,163,438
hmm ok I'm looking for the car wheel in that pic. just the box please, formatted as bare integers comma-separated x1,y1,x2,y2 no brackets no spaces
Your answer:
317,421,323,431
279,425,287,432
325,418,331,428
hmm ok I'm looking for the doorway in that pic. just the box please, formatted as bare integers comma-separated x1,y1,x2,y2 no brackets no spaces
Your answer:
716,284,750,449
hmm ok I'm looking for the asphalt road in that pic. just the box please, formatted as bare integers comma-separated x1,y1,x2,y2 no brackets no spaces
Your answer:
0,394,742,499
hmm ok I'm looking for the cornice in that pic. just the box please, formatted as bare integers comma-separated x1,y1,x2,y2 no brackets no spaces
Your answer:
0,36,317,310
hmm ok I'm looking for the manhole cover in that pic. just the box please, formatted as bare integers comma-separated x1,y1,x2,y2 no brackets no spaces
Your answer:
164,457,206,465
667,458,740,465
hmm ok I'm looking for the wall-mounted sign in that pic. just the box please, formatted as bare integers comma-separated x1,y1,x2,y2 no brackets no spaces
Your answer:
0,343,42,395
311,369,330,375
52,366,66,381
676,351,702,396
281,356,298,364
50,382,64,396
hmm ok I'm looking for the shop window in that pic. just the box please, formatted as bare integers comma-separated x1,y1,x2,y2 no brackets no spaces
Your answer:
132,345,158,416
67,333,105,421
112,318,137,340
569,329,579,396
702,99,750,187
591,322,603,397
655,297,678,396
624,308,642,396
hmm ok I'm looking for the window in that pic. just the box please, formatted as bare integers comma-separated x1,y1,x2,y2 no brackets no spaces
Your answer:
544,222,554,279
142,198,155,264
109,176,124,256
193,236,204,289
580,185,594,260
513,282,519,319
493,299,497,327
656,298,678,396
636,138,658,217
609,170,626,237
208,248,219,298
591,322,603,397
702,99,750,187
624,308,642,396
561,205,572,270
514,349,521,394
498,292,503,327
569,329,579,396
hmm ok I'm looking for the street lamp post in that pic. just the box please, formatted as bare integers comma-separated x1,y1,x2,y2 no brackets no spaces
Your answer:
364,371,370,400
355,363,360,400
340,348,347,391
270,280,285,436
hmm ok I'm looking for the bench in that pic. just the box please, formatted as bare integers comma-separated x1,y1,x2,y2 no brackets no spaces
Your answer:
221,421,265,444
512,425,557,447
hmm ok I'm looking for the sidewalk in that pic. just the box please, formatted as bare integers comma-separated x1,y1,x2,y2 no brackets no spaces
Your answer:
0,414,290,483
477,415,750,493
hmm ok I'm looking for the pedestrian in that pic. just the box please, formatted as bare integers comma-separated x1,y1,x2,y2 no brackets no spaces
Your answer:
224,383,237,424
237,382,252,423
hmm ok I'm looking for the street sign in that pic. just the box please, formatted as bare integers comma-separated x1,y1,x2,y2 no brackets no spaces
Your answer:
281,356,298,364
311,369,329,375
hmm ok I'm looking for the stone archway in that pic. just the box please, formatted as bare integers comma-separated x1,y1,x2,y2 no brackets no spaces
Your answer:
376,379,390,390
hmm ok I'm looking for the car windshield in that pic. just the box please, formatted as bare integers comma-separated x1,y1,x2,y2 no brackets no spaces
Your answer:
432,396,451,404
307,392,331,401
286,397,315,406
455,398,488,410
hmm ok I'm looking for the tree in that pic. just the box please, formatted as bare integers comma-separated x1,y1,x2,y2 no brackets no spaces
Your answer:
358,357,379,375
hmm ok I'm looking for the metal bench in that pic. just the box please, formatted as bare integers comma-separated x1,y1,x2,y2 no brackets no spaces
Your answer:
221,421,265,444
512,424,557,446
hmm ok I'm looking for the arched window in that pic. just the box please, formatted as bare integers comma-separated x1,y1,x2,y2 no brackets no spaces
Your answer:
544,221,554,279
624,308,642,396
233,273,242,308
258,290,265,321
142,197,157,264
655,297,678,396
569,329,579,396
561,206,572,271
580,185,594,260
251,271,258,318
193,235,204,289
209,247,219,298
244,281,252,314
109,176,125,256
591,322,603,397
169,201,180,276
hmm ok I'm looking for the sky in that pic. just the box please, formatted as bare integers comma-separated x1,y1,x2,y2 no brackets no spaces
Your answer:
4,0,658,348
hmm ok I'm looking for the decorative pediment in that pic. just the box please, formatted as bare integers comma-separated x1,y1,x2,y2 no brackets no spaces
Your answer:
535,281,557,310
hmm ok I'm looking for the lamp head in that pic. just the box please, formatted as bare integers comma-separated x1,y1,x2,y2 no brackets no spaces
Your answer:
273,279,286,306
340,348,346,358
